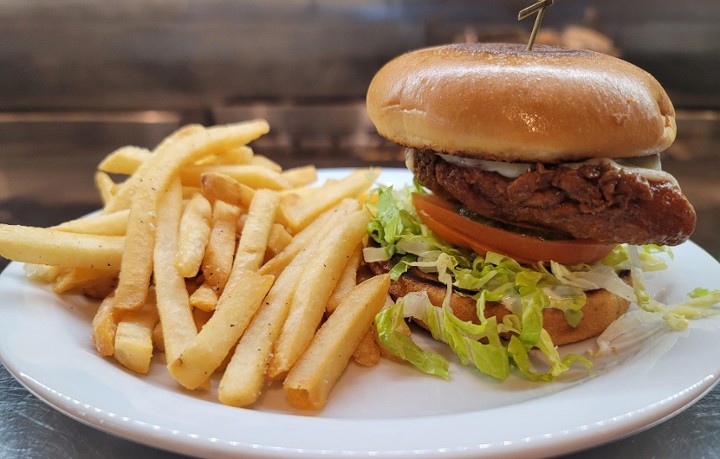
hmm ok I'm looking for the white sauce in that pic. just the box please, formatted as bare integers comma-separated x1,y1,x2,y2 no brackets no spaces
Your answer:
437,153,532,178
421,151,677,184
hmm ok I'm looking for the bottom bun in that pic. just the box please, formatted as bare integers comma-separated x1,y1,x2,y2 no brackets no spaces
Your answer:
369,262,630,346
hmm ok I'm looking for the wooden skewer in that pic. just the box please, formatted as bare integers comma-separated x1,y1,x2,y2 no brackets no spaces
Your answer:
518,0,556,51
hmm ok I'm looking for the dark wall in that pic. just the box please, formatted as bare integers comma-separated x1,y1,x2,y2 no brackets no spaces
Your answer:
1,0,718,114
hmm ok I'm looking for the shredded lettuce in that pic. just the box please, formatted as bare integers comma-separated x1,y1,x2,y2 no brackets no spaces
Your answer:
376,291,511,380
605,245,720,330
375,294,450,379
367,184,720,382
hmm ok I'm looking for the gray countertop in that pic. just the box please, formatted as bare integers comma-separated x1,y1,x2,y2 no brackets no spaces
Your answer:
1,143,719,459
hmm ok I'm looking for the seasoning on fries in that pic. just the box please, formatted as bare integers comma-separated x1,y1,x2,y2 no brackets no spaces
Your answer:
284,273,390,410
0,120,387,410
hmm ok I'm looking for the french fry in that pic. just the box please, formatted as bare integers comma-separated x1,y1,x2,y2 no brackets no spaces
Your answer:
168,190,278,389
189,282,218,312
218,145,254,165
276,168,379,232
91,294,119,356
54,209,129,236
218,194,362,406
95,171,118,205
194,189,279,313
192,307,214,331
227,189,280,276
281,165,318,188
153,178,197,363
200,172,256,209
98,146,152,175
184,273,204,295
114,297,159,374
352,327,381,367
0,118,396,412
152,322,164,352
81,274,120,300
102,125,204,214
102,125,202,210
23,264,63,283
250,154,283,172
113,120,269,310
218,223,328,407
181,164,291,190
201,200,241,293
265,223,293,260
53,267,118,294
0,224,124,269
267,209,371,381
168,270,274,390
284,274,390,410
196,145,254,166
326,242,363,313
182,186,201,199
260,198,359,278
278,185,316,199
236,213,247,232
175,193,212,278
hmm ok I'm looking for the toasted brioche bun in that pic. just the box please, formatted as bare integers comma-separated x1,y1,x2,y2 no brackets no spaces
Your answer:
369,262,630,345
366,43,676,163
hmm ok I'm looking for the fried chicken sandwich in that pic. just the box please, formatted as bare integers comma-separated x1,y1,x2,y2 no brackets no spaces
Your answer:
364,43,696,380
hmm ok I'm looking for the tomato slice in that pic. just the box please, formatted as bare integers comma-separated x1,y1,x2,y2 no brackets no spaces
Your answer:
412,193,615,265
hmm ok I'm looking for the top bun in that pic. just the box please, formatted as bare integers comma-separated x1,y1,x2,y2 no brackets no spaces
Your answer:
366,43,676,162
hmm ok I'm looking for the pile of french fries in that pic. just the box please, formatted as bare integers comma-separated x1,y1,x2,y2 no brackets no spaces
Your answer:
0,120,391,410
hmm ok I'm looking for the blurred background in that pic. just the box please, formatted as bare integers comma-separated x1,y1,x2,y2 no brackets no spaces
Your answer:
0,0,718,258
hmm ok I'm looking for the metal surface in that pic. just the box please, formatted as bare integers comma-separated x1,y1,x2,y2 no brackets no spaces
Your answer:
2,0,719,112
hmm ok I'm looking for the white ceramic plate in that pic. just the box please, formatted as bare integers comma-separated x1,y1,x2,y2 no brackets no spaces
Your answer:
1,168,719,459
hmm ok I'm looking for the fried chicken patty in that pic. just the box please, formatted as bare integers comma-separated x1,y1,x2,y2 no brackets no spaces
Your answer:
411,149,696,246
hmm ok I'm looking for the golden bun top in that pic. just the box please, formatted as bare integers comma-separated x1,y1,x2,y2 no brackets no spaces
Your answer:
366,43,676,162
